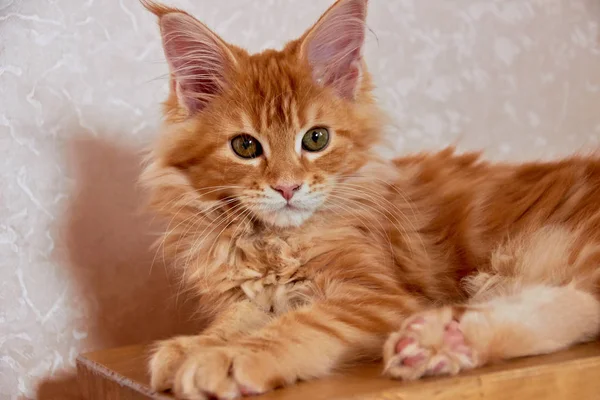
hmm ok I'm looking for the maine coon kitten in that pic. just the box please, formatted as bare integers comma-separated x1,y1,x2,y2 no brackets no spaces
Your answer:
141,0,600,398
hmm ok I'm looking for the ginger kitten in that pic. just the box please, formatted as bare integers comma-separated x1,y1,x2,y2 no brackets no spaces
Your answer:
140,0,600,398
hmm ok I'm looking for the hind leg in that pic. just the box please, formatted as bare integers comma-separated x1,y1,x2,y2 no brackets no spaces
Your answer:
383,284,600,380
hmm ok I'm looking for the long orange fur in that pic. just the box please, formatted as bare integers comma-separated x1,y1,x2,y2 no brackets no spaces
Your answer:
140,0,600,398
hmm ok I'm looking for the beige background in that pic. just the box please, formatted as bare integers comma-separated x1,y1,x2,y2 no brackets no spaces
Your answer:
1,0,599,398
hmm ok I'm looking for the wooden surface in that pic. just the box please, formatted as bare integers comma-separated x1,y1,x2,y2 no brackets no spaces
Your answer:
77,342,600,400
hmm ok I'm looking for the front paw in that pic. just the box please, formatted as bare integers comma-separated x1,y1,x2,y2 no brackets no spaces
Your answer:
150,336,202,392
150,339,290,399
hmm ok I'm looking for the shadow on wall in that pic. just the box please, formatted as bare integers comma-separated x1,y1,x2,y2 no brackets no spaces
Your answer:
36,135,200,399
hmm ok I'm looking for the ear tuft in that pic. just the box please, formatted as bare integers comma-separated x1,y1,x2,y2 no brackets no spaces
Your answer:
301,0,368,100
140,0,176,18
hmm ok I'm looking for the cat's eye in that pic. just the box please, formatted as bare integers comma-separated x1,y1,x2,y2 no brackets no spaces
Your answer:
231,134,263,159
302,127,329,152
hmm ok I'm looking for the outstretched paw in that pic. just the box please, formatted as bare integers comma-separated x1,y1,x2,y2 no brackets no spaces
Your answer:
383,307,477,380
149,336,290,399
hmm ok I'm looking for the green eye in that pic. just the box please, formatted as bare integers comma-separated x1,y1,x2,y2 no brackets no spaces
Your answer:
231,134,263,159
302,127,329,152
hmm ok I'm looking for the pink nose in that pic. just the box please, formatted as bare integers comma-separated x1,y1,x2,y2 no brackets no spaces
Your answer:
271,184,301,201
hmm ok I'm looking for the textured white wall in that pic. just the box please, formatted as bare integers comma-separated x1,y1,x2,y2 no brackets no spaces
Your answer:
1,0,599,398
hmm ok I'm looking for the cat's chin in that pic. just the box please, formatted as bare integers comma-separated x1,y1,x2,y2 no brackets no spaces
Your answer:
257,207,315,228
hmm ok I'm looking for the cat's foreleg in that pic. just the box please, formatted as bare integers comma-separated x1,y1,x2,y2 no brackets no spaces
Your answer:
156,289,419,399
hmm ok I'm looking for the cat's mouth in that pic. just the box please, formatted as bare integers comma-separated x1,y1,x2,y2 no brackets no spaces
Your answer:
275,203,310,215
250,200,319,228
283,203,304,211
281,199,320,214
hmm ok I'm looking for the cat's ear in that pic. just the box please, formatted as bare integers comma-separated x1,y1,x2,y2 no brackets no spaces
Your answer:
300,0,368,100
143,1,236,114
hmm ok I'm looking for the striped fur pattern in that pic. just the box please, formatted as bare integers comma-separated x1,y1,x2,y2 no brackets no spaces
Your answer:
140,0,600,398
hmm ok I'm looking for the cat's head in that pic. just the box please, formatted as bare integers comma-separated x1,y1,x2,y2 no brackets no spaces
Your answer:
143,0,383,228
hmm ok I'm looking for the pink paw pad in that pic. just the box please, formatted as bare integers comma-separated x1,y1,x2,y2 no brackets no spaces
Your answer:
239,385,259,396
443,321,472,358
395,337,426,367
395,337,415,353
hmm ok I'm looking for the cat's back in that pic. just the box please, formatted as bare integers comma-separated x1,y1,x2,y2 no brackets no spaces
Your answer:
391,147,600,231
381,148,600,301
